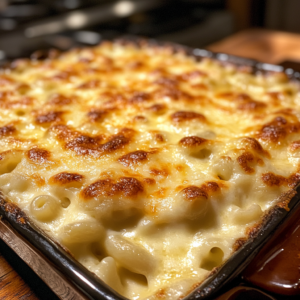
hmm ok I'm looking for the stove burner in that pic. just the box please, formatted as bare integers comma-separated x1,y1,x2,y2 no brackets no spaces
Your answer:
0,0,232,61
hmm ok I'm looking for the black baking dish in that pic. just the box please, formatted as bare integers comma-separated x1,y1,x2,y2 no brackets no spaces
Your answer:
0,38,300,300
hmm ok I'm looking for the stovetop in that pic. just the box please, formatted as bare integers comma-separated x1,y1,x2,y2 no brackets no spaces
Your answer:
0,0,231,61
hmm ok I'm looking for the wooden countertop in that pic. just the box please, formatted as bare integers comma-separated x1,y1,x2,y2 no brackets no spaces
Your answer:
0,238,55,300
2,28,300,300
207,28,300,64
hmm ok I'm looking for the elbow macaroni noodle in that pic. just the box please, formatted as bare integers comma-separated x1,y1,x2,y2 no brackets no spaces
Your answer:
0,41,300,299
30,195,60,222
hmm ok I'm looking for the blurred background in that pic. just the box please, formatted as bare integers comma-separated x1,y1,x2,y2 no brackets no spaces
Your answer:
0,0,299,64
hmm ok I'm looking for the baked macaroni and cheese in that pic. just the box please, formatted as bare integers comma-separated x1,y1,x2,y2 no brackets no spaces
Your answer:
0,41,299,299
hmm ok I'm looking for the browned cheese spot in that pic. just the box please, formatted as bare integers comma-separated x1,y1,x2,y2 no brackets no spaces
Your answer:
156,88,193,102
267,91,283,103
262,172,300,188
81,179,112,199
66,135,103,156
87,109,108,123
179,136,207,148
215,92,266,112
235,93,266,111
100,134,130,153
27,148,51,164
0,125,16,137
288,174,300,188
118,150,149,167
259,117,287,143
49,172,84,185
35,111,64,125
0,91,33,108
30,174,46,187
118,128,136,139
153,188,167,198
143,178,156,185
237,152,255,174
262,172,286,187
133,115,148,122
66,132,131,156
48,94,73,106
50,124,78,142
81,177,143,200
129,92,150,104
154,75,194,101
17,83,30,95
257,116,300,144
241,137,270,158
101,92,126,108
290,140,300,152
171,111,206,123
182,186,208,201
150,167,169,177
113,177,144,197
147,104,166,114
155,133,165,143
201,181,221,194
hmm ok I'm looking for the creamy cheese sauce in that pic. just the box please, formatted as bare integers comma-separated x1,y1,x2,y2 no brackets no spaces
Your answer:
0,42,300,299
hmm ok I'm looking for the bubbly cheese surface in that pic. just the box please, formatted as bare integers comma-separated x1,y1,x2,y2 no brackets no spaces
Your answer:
0,42,300,299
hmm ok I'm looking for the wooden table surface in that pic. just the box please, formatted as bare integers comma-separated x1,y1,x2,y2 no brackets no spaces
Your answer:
208,28,300,64
2,28,300,300
0,238,58,300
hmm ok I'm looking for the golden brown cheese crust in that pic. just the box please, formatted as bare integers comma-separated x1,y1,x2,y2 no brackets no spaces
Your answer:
170,111,207,123
35,111,64,125
257,116,300,144
179,136,208,147
81,177,144,200
0,124,16,137
118,150,150,166
49,172,84,185
0,41,300,300
27,148,51,164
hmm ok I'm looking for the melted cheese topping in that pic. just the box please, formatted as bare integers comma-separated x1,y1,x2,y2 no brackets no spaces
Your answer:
0,42,300,299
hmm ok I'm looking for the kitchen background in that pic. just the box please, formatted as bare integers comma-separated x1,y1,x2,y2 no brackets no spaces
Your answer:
0,0,298,61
